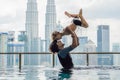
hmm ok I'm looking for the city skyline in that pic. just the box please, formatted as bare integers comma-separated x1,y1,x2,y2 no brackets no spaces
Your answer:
0,0,120,51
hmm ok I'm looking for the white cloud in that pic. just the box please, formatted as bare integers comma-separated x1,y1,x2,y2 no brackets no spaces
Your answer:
85,0,120,19
0,0,17,16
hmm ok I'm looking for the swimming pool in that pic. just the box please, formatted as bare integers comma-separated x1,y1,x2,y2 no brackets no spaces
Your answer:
0,66,120,80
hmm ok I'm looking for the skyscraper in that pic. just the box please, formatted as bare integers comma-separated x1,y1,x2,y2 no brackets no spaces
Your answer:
0,32,8,53
41,40,46,52
75,36,88,52
8,31,15,42
45,0,57,52
7,42,25,52
7,31,26,66
25,0,39,52
72,36,88,65
84,40,97,65
0,32,8,67
7,42,25,66
97,25,113,65
97,25,110,52
112,43,120,65
18,31,26,42
112,43,120,52
24,0,39,65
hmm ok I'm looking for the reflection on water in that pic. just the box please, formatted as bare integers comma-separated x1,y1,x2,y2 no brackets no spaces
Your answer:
0,66,120,80
59,68,73,80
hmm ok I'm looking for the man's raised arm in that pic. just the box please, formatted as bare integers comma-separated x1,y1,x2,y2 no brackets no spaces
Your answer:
66,27,79,48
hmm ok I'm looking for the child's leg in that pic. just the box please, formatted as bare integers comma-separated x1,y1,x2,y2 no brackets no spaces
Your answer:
65,11,79,18
79,9,89,28
65,9,88,28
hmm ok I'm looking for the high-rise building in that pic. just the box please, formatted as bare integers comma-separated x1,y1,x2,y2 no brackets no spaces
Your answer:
8,42,25,52
112,43,120,52
84,40,96,52
84,40,97,65
45,0,57,52
72,36,88,65
36,37,41,52
6,31,26,66
74,36,88,52
7,42,25,66
24,0,39,65
8,31,15,42
0,32,8,67
56,21,63,31
112,43,120,65
0,32,8,52
25,0,39,52
41,40,46,52
18,31,26,42
97,25,113,65
97,25,110,52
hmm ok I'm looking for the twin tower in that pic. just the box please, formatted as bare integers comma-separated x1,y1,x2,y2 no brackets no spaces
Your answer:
25,0,56,52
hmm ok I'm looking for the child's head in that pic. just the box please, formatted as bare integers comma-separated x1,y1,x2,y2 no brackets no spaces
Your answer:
52,31,62,40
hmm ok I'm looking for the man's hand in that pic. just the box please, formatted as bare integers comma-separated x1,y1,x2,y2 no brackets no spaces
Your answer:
70,31,79,48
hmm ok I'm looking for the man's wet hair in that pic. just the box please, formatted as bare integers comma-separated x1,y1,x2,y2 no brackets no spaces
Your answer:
49,40,59,53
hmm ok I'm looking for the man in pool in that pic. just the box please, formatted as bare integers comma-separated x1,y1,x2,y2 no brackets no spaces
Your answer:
49,27,79,69
51,8,88,41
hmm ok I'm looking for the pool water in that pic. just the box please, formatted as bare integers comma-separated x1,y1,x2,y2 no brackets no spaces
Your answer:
0,66,120,80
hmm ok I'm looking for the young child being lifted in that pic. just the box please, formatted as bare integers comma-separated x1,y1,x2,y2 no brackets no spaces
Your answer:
51,8,89,41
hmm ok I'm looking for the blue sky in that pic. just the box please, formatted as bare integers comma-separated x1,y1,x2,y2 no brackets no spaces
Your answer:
0,0,120,51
